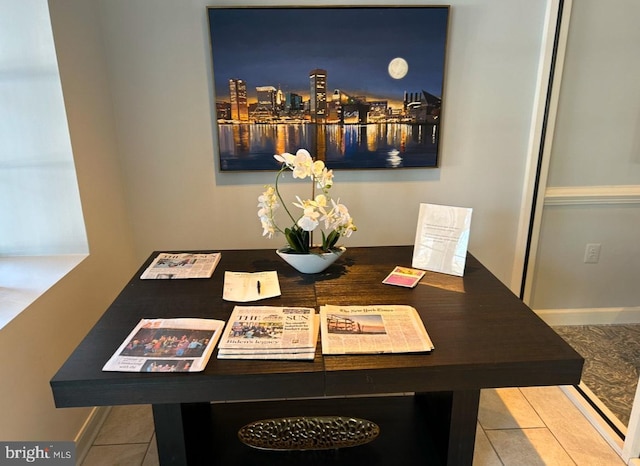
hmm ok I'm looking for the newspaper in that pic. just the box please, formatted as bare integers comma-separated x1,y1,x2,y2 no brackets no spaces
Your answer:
320,305,434,355
217,315,319,360
140,252,221,279
217,352,316,360
217,306,317,359
103,318,225,372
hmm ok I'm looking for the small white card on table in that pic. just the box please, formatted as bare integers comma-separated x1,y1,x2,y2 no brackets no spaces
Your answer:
222,271,281,302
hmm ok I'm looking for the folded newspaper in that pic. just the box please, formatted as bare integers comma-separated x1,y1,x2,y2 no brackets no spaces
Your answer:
217,306,318,360
140,252,221,279
103,318,225,372
319,305,434,355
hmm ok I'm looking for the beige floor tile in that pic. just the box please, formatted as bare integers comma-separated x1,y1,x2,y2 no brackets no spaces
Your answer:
486,427,574,465
82,444,148,466
83,388,628,466
141,434,159,466
93,405,155,445
473,423,503,466
521,386,625,465
479,388,545,430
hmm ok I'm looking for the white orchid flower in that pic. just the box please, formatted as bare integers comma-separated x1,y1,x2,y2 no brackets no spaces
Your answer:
258,148,356,252
316,168,333,191
297,206,320,231
292,195,311,210
274,152,296,167
292,149,313,179
260,217,276,238
314,194,328,208
311,160,325,178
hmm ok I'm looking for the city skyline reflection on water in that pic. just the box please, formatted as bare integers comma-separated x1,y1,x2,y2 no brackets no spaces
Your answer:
217,123,439,171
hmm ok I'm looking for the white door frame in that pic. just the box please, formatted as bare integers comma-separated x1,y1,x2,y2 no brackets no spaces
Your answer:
510,0,569,302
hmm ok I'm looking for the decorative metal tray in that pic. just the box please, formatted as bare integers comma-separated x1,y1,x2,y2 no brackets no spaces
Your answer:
238,416,380,451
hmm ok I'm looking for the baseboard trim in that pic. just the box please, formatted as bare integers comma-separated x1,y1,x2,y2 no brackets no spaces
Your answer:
74,406,111,464
534,307,640,326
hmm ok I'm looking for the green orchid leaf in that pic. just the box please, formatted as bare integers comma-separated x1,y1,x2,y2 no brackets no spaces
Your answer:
284,227,309,253
322,230,339,250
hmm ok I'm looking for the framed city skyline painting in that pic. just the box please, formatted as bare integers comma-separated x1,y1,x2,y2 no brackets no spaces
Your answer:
207,6,449,171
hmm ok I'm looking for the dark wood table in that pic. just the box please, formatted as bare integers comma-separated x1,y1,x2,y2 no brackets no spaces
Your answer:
50,246,583,466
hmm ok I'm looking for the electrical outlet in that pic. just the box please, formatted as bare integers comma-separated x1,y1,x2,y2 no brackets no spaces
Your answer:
584,243,601,263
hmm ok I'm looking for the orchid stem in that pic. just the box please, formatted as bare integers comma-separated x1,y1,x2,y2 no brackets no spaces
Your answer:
274,165,297,227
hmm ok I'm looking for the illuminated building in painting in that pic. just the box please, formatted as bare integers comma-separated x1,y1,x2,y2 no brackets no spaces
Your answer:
403,90,441,124
215,101,231,120
368,101,390,120
228,78,248,121
285,92,303,112
253,85,277,119
309,69,327,123
276,87,284,108
330,88,370,124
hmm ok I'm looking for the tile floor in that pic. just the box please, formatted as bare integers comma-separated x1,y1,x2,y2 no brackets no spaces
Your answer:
81,386,625,465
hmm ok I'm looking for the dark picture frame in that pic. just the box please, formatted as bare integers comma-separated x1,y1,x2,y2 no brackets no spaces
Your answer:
207,6,449,171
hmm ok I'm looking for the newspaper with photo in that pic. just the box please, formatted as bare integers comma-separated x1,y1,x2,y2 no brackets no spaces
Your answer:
319,305,434,355
217,316,319,361
140,252,221,279
103,318,225,372
217,306,318,359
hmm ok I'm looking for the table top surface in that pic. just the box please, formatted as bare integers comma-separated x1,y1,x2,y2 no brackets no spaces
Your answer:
50,246,583,407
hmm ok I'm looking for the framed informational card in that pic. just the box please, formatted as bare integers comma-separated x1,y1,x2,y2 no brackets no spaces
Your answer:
207,6,449,171
412,203,473,277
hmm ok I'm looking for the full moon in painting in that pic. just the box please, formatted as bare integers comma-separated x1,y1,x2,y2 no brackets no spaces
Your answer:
388,57,409,79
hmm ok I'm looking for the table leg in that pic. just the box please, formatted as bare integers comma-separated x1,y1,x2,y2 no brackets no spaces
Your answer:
152,402,213,466
415,389,481,466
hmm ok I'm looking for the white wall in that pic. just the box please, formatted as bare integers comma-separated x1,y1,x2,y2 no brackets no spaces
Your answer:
530,0,640,313
534,203,640,309
547,1,640,188
0,0,137,441
97,0,548,286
